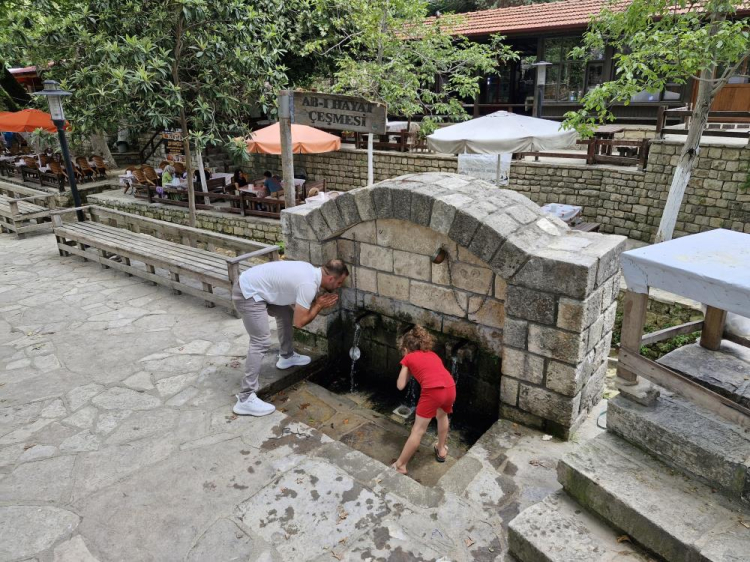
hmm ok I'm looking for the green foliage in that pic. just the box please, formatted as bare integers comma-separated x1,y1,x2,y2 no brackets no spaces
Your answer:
563,0,750,137
28,127,58,152
313,0,516,129
639,330,701,360
0,0,325,147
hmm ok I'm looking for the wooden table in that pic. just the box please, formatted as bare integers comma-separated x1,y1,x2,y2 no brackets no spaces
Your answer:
593,125,625,155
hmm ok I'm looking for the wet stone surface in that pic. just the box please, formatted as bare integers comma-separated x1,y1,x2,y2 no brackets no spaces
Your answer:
0,229,606,561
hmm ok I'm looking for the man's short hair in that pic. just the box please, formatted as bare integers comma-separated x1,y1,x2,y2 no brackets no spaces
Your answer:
323,259,349,277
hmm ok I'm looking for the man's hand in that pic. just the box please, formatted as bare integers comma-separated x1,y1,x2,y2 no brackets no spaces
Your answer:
315,293,339,309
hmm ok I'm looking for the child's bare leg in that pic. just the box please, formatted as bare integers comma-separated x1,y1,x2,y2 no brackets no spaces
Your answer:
392,415,431,474
436,408,449,458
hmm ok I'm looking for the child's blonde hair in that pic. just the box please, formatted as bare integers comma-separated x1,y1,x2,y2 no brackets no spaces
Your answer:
398,325,435,354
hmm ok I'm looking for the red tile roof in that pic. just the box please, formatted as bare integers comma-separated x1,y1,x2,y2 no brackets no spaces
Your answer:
426,0,623,37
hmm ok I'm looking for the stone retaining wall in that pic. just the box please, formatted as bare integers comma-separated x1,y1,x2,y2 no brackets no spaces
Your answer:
283,172,625,439
242,140,750,243
86,193,282,246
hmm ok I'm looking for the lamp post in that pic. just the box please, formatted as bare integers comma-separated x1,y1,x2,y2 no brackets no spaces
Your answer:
33,80,84,222
531,61,553,119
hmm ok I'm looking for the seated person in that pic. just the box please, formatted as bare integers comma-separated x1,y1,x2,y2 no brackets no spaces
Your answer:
263,170,283,198
193,169,212,187
233,169,249,190
161,165,175,186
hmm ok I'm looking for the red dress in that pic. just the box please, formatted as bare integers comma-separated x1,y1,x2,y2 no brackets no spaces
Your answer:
400,351,456,418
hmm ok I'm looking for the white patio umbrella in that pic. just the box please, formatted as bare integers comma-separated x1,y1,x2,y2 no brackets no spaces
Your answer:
426,111,577,154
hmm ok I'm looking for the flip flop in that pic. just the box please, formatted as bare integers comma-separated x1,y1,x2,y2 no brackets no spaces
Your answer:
434,444,447,463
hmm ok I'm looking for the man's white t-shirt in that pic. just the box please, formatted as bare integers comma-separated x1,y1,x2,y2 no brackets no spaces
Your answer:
238,261,321,309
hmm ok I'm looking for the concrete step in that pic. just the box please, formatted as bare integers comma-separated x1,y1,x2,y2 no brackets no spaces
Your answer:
558,432,750,562
607,391,750,503
508,490,656,562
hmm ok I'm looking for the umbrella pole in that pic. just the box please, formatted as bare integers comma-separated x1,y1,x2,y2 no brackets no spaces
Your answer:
278,91,296,209
367,134,374,186
496,154,501,187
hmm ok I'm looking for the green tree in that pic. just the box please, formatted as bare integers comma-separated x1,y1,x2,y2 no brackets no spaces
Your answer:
563,0,750,242
315,0,516,134
0,0,324,226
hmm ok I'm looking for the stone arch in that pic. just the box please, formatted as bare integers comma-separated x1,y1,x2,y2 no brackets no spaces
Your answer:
282,173,625,438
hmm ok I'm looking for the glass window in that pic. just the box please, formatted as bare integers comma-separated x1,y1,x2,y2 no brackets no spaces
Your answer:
586,62,604,92
543,37,587,102
544,65,559,100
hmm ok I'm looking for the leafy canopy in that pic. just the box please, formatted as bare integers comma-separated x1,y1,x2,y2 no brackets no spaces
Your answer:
563,0,750,136
312,0,517,133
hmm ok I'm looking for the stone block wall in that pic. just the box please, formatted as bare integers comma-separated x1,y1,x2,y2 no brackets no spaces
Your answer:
282,172,625,438
241,140,750,243
86,193,282,245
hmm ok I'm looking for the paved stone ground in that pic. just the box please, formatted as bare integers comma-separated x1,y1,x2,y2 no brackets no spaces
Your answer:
0,233,607,562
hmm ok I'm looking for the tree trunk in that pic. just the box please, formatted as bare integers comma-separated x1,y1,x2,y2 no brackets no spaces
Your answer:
180,108,197,228
654,67,714,243
90,132,114,163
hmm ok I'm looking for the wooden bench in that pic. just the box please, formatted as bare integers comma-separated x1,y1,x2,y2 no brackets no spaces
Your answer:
572,222,601,233
0,182,57,238
51,205,280,312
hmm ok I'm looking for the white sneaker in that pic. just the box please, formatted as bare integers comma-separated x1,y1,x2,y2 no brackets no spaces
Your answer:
233,393,276,416
276,352,311,370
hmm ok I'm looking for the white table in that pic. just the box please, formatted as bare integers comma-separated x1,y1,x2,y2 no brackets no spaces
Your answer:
211,172,233,186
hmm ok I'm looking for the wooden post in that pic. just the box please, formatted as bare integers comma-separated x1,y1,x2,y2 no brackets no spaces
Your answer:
586,139,596,165
700,305,726,351
617,290,649,384
278,91,296,209
638,138,650,171
367,134,374,186
655,105,666,139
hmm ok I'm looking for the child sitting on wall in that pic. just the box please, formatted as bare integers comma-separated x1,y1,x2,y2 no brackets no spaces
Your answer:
391,326,456,475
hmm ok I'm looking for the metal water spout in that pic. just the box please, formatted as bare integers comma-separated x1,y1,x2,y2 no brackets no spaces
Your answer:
348,312,376,392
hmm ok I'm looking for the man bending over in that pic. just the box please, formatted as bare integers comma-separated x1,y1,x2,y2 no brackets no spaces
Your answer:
232,258,348,416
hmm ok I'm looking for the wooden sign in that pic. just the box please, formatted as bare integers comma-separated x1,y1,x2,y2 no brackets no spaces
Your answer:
288,92,387,135
162,129,185,163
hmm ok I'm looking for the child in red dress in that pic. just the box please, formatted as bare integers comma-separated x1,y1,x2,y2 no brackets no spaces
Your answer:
391,326,456,475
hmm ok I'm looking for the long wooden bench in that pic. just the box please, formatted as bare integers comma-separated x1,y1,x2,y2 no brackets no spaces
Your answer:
0,182,57,238
52,205,280,312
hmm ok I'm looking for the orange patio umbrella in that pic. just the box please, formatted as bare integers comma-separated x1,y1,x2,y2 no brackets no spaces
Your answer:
245,122,341,154
0,108,68,133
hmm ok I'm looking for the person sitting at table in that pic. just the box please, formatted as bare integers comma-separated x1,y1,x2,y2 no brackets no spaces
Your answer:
233,169,249,191
162,165,175,187
263,170,283,198
193,168,212,188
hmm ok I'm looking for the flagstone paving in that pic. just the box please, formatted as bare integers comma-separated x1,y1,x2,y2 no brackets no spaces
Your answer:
0,232,607,561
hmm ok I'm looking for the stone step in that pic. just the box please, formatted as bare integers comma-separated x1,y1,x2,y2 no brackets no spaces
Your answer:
558,432,750,562
508,490,656,562
607,391,750,503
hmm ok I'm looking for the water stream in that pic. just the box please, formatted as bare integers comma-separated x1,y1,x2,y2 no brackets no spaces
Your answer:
348,323,363,392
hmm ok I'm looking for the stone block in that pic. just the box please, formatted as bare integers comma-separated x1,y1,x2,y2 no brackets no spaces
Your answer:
441,315,480,344
362,293,442,331
511,247,599,300
457,246,487,266
500,404,545,429
476,325,504,356
545,359,587,397
489,224,556,280
334,192,361,228
579,362,607,413
340,221,377,244
468,297,505,329
429,193,473,235
284,238,310,262
518,384,581,426
500,377,520,406
305,207,333,241
506,205,540,225
372,186,393,219
448,200,497,247
282,205,317,241
376,219,453,256
503,318,527,348
320,199,346,235
410,190,433,227
586,316,605,351
602,301,617,334
393,250,431,281
359,243,393,272
467,211,520,263
556,290,603,332
337,239,356,264
410,281,467,317
350,266,377,294
309,240,338,266
431,262,449,285
506,285,557,325
352,188,376,222
527,325,587,363
376,273,410,301
450,262,493,294
390,186,412,222
502,348,545,384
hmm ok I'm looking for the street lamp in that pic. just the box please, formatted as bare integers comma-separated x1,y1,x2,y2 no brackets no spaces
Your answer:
531,61,553,119
33,80,84,221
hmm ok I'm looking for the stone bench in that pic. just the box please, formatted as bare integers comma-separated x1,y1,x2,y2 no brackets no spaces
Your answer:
52,205,280,311
0,182,57,238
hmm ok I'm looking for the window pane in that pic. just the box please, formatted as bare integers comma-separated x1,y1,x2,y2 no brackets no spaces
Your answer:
586,62,604,92
559,62,585,101
544,38,563,63
544,66,559,100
